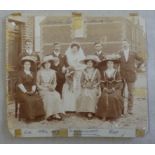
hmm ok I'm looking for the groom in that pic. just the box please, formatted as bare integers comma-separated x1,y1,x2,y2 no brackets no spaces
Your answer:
49,42,68,96
50,42,68,68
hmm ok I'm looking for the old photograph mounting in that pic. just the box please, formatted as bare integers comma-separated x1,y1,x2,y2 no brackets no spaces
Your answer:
6,11,148,137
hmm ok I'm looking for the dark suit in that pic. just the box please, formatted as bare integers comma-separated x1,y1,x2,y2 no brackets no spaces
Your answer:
49,51,68,96
50,51,68,67
119,50,144,113
94,51,106,73
51,63,65,97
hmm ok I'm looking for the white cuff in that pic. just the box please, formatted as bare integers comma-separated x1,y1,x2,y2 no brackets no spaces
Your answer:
18,84,27,93
32,85,36,92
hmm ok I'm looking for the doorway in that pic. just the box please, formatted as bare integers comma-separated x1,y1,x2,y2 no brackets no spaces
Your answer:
7,20,22,102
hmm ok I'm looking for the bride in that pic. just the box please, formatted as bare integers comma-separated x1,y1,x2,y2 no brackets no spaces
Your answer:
62,42,86,112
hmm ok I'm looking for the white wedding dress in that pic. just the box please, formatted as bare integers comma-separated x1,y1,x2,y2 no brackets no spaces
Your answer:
62,46,86,112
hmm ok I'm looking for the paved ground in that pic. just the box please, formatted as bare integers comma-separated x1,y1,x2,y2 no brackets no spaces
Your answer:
7,73,148,132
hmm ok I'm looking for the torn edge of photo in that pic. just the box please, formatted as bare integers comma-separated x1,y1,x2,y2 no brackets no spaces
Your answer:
5,11,148,138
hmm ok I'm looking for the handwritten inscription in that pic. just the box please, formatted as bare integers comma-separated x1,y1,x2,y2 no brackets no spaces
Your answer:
14,128,135,137
23,130,32,135
37,129,49,134
109,129,119,134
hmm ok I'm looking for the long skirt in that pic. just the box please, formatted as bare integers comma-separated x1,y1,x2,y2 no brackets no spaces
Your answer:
62,70,82,112
76,88,99,113
39,90,63,118
18,93,45,120
62,83,77,112
96,90,123,120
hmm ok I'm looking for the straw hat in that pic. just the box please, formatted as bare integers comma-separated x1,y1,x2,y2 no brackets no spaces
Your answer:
21,56,37,64
80,55,101,64
41,55,55,65
102,54,121,63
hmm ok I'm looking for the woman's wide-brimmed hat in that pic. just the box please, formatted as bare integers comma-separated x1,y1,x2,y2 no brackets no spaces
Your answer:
102,54,121,63
41,55,55,65
21,55,37,64
80,55,101,64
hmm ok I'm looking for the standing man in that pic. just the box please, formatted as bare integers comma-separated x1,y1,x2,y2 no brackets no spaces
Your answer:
18,39,40,73
49,42,68,96
119,40,144,114
94,42,105,73
50,42,68,69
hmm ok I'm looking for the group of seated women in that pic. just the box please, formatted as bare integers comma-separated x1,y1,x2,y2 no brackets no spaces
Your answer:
16,52,123,123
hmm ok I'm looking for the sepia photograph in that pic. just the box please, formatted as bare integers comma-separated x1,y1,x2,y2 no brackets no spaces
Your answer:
6,11,148,137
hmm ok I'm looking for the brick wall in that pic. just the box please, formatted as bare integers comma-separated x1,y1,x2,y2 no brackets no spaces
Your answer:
21,16,34,53
40,16,147,58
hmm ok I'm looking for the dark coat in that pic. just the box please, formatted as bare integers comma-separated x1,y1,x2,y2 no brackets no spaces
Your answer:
119,50,144,82
94,51,105,61
94,51,106,73
51,63,65,96
50,51,68,67
49,51,68,96
96,70,123,120
16,70,45,120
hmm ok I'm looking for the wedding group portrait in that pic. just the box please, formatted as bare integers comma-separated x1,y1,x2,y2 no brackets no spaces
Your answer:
6,11,148,137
